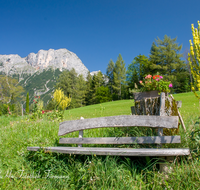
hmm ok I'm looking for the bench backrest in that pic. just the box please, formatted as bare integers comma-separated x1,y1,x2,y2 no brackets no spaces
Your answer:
59,115,178,136
58,93,180,146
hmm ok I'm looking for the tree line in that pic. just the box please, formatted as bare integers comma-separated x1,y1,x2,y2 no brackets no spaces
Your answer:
0,35,192,113
47,35,191,109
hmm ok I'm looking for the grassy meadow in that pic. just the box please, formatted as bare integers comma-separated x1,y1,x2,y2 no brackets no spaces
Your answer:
0,92,200,189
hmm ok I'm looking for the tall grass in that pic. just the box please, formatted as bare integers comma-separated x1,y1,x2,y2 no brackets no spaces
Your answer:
0,94,200,189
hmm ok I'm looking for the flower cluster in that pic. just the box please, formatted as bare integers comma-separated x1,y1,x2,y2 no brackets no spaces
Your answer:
33,96,40,104
32,96,44,114
188,21,200,99
53,89,71,110
139,74,173,93
30,96,45,120
7,106,12,115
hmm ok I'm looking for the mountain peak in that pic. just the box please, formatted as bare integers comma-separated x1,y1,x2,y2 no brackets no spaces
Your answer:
0,48,89,78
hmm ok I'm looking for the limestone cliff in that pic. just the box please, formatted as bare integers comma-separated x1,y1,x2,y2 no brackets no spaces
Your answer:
0,48,89,78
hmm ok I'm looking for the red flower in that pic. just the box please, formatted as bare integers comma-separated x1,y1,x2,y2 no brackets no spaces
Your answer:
33,99,35,102
39,96,40,99
42,110,45,114
153,75,159,79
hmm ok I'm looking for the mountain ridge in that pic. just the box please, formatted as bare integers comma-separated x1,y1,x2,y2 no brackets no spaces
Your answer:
0,48,96,106
0,48,89,79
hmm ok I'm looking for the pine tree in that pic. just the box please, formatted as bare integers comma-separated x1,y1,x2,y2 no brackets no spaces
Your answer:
149,35,190,93
85,72,93,105
113,54,126,99
90,72,105,104
26,92,29,113
106,59,115,95
96,86,112,103
76,74,87,107
56,69,87,108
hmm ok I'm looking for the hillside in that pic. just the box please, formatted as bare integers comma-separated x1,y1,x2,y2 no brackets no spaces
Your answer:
19,68,62,105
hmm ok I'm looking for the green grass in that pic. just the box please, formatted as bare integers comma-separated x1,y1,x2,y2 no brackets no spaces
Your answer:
64,99,134,120
0,93,200,189
174,91,200,117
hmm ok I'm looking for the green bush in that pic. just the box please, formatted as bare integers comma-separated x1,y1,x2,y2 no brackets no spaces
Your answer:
0,103,8,115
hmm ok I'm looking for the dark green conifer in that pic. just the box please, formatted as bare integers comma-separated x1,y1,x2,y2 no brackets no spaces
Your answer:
26,92,29,114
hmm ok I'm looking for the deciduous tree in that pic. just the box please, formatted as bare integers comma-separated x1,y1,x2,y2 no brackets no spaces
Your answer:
53,88,71,110
126,55,149,90
0,75,24,104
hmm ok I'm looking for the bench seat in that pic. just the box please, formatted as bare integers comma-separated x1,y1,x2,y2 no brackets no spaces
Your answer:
27,147,190,156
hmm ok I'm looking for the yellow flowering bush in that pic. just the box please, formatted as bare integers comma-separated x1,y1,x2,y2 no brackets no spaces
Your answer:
53,89,71,110
188,20,200,99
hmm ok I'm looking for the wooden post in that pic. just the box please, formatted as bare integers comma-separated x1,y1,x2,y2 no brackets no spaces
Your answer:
131,106,136,115
158,93,165,171
78,130,83,147
158,92,165,137
78,117,84,147
21,104,23,116
170,95,186,132
159,93,175,173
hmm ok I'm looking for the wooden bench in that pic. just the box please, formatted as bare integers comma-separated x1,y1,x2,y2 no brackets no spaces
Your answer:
27,93,190,159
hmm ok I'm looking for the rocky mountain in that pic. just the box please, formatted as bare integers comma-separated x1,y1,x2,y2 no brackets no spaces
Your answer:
0,48,89,79
0,48,91,106
90,70,101,76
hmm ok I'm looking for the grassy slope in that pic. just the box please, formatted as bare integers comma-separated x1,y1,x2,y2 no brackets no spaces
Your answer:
173,92,200,132
0,92,200,189
174,91,200,116
62,92,200,121
64,99,134,120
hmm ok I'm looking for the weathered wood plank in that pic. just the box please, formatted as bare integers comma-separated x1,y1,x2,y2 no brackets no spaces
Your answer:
133,90,159,101
27,147,190,156
58,115,179,136
157,93,165,148
59,136,181,144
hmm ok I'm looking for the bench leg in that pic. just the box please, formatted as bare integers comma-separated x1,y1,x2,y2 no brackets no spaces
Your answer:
159,156,174,173
78,130,83,147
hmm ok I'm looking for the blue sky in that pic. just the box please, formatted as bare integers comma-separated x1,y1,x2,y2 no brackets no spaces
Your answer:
0,0,199,74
